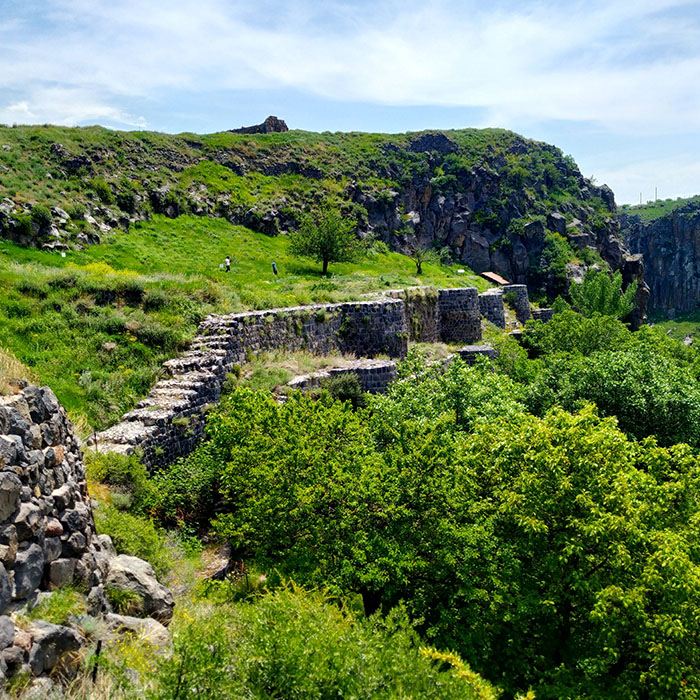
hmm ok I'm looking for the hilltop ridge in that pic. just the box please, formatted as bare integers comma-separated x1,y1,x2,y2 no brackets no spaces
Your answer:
0,123,641,303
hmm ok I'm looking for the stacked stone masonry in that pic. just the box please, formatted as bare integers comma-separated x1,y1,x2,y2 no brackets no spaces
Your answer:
286,360,398,395
503,284,531,323
479,289,506,328
0,382,174,686
93,286,532,471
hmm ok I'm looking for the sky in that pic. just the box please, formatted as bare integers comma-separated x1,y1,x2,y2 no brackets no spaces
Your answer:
2,0,700,204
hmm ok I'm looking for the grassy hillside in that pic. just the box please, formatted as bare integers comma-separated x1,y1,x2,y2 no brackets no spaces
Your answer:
0,213,485,432
619,194,700,221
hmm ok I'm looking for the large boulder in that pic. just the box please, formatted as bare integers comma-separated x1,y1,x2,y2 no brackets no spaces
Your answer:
105,555,174,625
105,613,172,653
27,621,82,676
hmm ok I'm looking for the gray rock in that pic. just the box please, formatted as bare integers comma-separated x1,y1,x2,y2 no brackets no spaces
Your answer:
0,563,11,614
50,484,74,511
0,616,15,650
48,558,76,589
13,502,43,540
96,534,117,557
0,472,21,521
0,525,18,566
105,555,174,625
13,544,44,599
28,620,82,675
87,585,109,616
22,386,48,424
2,645,24,667
105,613,172,652
44,536,62,564
61,531,87,557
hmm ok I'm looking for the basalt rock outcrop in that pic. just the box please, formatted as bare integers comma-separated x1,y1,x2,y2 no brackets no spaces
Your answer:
621,205,700,316
0,381,174,687
230,115,289,134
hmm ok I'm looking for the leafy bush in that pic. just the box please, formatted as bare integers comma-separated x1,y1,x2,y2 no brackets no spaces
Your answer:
94,503,172,578
142,287,169,311
570,268,637,318
522,309,631,357
30,203,52,229
524,347,700,446
142,445,222,529
85,450,149,494
150,586,497,700
322,372,366,409
200,377,700,698
105,587,143,616
90,176,114,204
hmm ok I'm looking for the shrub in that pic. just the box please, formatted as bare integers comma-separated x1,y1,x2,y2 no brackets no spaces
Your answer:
90,176,114,204
30,203,52,229
143,445,222,529
93,503,172,578
321,372,366,409
570,268,637,319
142,287,169,311
105,587,143,616
150,587,496,700
85,450,149,496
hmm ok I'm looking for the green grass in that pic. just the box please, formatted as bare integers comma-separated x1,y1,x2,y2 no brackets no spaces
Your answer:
0,214,488,431
650,311,700,340
619,194,700,222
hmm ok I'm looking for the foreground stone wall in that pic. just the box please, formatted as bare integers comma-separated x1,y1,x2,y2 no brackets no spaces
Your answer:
0,382,98,603
0,382,174,686
93,287,513,471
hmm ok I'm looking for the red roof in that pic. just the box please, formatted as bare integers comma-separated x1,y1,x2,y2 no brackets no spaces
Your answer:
481,271,510,286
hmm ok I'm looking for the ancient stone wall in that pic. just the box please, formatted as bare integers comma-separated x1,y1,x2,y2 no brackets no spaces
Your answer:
0,382,173,686
503,284,531,323
438,288,482,343
479,289,506,328
93,289,489,470
286,360,398,395
0,382,99,604
386,287,440,342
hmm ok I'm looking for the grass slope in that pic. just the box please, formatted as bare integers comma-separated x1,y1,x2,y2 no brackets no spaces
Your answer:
619,194,700,222
0,214,486,432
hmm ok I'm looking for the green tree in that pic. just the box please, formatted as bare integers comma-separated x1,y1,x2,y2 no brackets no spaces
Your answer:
570,268,637,319
408,244,439,275
288,202,361,275
200,376,700,698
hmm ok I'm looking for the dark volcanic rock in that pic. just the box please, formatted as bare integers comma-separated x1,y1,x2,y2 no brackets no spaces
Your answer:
231,115,288,134
621,206,700,315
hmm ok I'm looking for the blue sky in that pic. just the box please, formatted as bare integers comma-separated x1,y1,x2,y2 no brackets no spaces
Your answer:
2,0,700,203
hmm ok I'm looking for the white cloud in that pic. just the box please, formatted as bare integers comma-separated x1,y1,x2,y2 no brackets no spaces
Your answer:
1,0,699,139
0,87,146,128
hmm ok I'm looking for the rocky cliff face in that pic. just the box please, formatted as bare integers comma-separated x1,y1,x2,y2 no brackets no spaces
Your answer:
621,206,700,316
0,124,645,311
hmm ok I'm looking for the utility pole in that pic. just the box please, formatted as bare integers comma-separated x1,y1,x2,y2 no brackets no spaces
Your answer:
640,192,642,204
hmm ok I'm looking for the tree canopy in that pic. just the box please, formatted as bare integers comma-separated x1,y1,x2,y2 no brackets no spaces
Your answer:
569,268,637,319
288,201,361,275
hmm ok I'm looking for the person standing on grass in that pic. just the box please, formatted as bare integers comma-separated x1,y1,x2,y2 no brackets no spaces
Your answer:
225,256,231,273
272,261,278,276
